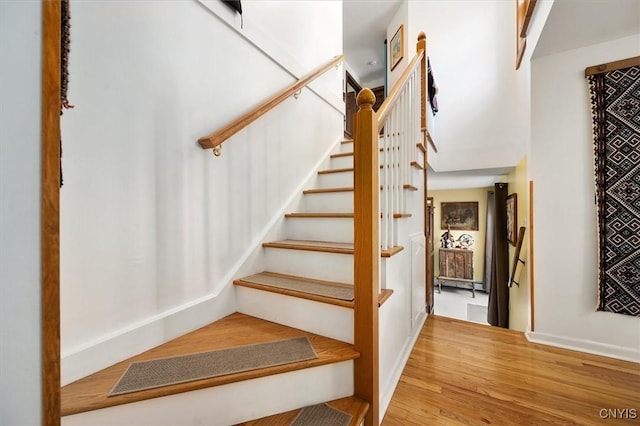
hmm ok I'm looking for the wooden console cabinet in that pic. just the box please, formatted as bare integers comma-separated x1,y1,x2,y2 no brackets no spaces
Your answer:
438,248,475,297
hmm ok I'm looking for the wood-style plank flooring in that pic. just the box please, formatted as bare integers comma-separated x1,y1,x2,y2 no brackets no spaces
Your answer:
383,315,640,425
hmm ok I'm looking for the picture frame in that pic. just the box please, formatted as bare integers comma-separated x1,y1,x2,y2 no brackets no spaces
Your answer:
506,193,518,246
427,196,434,207
390,24,404,71
440,202,479,231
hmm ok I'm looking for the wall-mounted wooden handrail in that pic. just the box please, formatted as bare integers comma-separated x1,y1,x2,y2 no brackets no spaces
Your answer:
376,49,424,128
198,54,344,153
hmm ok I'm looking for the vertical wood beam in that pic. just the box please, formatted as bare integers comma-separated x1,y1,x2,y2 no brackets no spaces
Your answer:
529,180,535,332
417,32,430,312
353,88,379,426
42,1,61,425
417,32,427,135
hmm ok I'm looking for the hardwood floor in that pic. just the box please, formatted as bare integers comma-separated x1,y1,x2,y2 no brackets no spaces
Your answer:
383,315,640,425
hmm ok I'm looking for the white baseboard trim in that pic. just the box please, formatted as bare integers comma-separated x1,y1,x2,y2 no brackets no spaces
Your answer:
379,311,428,419
525,330,640,363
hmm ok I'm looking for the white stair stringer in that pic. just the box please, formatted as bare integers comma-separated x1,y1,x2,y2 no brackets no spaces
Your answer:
236,286,354,343
61,361,354,426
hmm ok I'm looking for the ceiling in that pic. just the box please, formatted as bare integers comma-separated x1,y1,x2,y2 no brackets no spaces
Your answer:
343,0,514,189
427,166,513,190
343,0,402,84
342,0,640,190
533,0,640,59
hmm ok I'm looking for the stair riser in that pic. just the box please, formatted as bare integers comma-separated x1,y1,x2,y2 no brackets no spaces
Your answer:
330,155,353,169
237,287,354,343
62,362,354,426
286,217,354,243
332,151,397,168
339,141,353,153
265,248,354,283
316,171,353,188
302,192,353,213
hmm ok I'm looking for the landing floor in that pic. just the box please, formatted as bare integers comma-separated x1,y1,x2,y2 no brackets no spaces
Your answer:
383,315,640,425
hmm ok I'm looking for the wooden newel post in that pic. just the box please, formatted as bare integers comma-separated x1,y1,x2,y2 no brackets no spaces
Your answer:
417,31,431,316
353,88,380,426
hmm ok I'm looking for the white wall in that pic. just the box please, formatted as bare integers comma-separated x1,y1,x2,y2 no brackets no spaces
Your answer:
0,2,43,425
60,0,343,383
529,34,640,361
386,1,409,91
406,1,526,172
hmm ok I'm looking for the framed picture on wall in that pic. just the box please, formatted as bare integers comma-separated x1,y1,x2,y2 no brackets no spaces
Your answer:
506,193,518,246
390,24,404,71
440,202,479,231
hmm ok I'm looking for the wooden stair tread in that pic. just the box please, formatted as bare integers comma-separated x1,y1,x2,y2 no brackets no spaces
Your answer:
390,212,412,218
318,167,353,175
285,212,354,218
236,396,369,426
262,239,404,258
330,152,354,158
235,271,355,308
235,271,394,307
303,186,418,194
61,313,359,417
285,212,411,219
303,187,353,194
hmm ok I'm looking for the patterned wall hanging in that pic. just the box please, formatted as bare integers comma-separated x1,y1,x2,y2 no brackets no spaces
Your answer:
586,57,640,317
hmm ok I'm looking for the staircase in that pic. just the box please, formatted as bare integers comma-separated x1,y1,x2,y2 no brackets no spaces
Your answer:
235,138,404,344
60,136,418,426
61,34,430,424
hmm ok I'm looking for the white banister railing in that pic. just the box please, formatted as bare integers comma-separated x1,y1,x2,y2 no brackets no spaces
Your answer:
378,52,424,250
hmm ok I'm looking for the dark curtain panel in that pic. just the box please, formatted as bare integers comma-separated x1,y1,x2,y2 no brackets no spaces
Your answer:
488,183,509,328
483,191,495,295
223,0,242,14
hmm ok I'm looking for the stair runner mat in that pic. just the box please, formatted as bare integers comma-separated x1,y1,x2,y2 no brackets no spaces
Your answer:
242,273,354,301
109,337,317,396
291,403,352,426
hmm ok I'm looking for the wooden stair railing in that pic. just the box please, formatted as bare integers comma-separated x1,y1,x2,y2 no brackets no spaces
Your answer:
198,54,344,155
375,48,424,127
353,32,428,426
